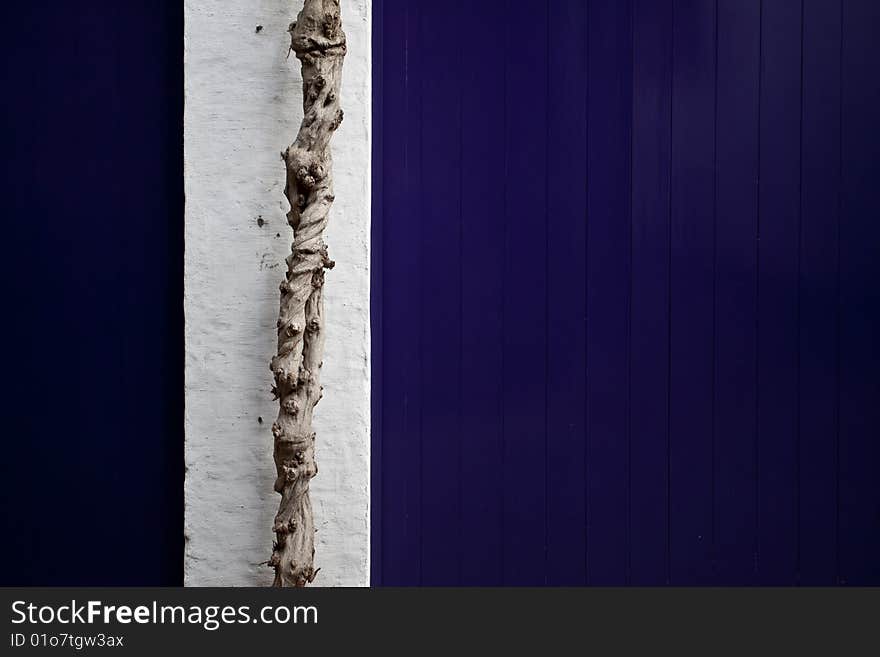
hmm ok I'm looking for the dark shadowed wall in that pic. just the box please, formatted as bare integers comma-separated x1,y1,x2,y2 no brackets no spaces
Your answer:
372,0,880,585
0,1,183,584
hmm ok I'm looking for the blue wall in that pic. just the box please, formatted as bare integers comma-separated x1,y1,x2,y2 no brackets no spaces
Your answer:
1,0,877,587
0,1,183,585
372,0,880,585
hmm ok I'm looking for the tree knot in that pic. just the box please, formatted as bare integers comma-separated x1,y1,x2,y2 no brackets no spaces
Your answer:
282,397,300,415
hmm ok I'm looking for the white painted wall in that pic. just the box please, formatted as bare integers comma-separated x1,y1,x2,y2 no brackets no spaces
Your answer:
184,0,370,586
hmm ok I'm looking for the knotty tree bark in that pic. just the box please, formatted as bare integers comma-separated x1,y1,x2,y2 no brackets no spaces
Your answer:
269,0,346,587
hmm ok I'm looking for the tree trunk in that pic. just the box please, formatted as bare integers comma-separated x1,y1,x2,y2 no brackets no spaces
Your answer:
269,0,346,588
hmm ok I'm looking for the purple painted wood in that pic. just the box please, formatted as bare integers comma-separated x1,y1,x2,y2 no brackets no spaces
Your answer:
586,0,633,586
756,0,800,585
379,0,423,584
371,0,384,588
1,1,183,584
631,0,672,585
7,0,879,588
459,0,506,586
799,0,841,585
668,0,717,584
502,0,549,585
713,0,761,584
546,0,588,586
419,0,464,585
373,0,880,586
838,0,880,585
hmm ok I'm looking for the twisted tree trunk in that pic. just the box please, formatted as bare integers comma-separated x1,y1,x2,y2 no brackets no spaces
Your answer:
269,0,346,588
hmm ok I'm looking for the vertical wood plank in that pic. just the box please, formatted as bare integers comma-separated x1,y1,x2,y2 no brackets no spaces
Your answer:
799,0,841,585
755,0,801,585
374,0,874,586
669,0,717,584
546,0,588,586
631,0,672,585
459,0,506,586
502,0,549,585
3,2,183,584
380,0,423,584
713,0,761,584
838,0,880,586
371,0,384,586
418,0,464,585
586,0,633,585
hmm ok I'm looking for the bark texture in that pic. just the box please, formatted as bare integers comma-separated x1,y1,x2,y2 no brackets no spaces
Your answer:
269,0,346,587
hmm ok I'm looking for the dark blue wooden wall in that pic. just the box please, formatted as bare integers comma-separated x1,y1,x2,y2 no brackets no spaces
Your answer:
372,0,880,585
0,1,183,585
